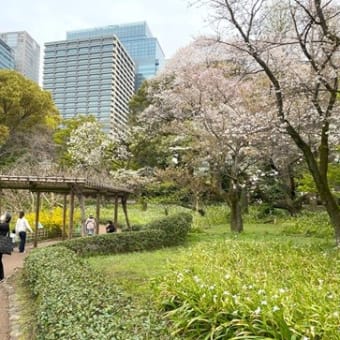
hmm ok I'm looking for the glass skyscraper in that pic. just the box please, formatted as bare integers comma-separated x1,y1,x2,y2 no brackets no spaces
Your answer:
43,36,135,134
0,31,40,83
0,38,15,70
67,21,165,90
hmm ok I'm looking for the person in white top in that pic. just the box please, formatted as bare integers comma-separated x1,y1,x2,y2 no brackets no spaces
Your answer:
15,211,33,253
85,215,96,236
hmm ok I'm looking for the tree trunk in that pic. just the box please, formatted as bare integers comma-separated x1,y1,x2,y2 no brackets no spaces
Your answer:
228,187,243,233
302,146,340,246
76,192,86,236
230,198,243,232
321,190,340,247
240,186,249,214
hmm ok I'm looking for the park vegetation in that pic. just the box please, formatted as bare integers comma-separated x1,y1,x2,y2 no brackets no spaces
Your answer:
0,0,340,338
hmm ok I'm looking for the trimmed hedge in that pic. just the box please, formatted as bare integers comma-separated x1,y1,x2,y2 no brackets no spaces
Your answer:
60,212,192,256
24,247,171,339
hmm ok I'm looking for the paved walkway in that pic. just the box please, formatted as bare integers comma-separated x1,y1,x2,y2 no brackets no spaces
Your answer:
0,243,41,340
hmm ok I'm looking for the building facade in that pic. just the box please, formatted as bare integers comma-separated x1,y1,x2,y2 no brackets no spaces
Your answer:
0,31,40,83
43,36,135,134
0,38,15,70
67,21,165,90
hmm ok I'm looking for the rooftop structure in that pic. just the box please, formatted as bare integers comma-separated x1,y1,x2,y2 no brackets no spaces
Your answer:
67,21,165,90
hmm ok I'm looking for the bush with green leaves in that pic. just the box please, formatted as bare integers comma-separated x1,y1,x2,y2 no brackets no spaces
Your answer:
24,246,171,339
156,240,340,339
60,212,192,256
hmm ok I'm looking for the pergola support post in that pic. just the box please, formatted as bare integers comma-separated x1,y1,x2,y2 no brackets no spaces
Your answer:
34,191,41,248
121,195,131,231
114,195,119,228
96,193,100,235
62,194,67,240
68,189,75,240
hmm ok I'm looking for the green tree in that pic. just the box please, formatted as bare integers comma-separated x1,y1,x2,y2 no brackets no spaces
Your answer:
127,80,177,169
0,70,60,166
129,81,151,125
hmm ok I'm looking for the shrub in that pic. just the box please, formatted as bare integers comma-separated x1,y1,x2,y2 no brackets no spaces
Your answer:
147,212,193,246
156,240,340,339
26,207,81,237
60,212,192,256
60,229,166,256
24,246,171,339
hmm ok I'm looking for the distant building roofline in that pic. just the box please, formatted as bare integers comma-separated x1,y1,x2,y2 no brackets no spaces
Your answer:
66,21,150,35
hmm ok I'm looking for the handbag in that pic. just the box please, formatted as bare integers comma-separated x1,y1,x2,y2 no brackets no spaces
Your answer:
0,234,14,255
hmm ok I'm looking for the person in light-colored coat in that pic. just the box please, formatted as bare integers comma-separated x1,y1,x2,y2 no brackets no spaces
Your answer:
15,211,32,253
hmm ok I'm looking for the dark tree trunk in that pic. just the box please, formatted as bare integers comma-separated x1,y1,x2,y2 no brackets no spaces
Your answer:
228,186,243,233
240,186,249,214
296,136,340,246
76,191,86,237
320,189,340,246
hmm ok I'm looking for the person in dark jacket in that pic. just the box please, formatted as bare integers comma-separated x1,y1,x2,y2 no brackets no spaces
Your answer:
0,212,12,282
106,220,117,233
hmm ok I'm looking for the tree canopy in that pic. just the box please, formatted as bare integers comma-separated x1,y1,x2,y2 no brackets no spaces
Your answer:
0,70,60,166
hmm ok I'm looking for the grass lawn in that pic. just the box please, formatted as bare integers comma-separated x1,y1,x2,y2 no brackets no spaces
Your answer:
18,203,338,339
87,212,334,301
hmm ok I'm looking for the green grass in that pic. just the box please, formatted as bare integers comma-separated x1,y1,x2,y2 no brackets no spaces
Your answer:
156,240,339,339
87,216,334,300
94,203,188,227
89,228,337,338
20,203,339,338
89,247,187,298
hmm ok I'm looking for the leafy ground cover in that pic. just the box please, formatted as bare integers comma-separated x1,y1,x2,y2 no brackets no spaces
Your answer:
19,204,339,339
155,241,339,339
87,205,338,339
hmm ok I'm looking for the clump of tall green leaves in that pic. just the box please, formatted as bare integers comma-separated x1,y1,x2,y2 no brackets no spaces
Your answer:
193,205,230,229
281,210,333,238
156,241,340,339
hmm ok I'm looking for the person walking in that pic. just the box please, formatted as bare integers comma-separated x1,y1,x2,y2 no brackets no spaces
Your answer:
85,215,96,236
15,211,33,253
0,212,12,282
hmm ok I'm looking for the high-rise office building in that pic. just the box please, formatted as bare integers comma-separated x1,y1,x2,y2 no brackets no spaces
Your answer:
67,21,165,90
0,38,15,70
43,36,135,134
0,31,40,83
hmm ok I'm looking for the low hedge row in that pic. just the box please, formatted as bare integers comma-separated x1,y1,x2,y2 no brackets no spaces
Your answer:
24,247,170,339
60,212,192,256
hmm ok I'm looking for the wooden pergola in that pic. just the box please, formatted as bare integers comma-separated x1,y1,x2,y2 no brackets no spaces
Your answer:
0,175,133,247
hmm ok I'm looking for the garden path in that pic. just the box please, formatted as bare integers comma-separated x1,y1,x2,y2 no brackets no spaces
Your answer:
0,243,43,339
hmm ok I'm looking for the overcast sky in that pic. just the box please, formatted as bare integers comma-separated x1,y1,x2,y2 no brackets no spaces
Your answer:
1,0,213,59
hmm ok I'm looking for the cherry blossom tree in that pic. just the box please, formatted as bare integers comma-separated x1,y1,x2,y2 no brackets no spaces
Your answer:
66,121,131,173
139,41,273,232
194,0,340,244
